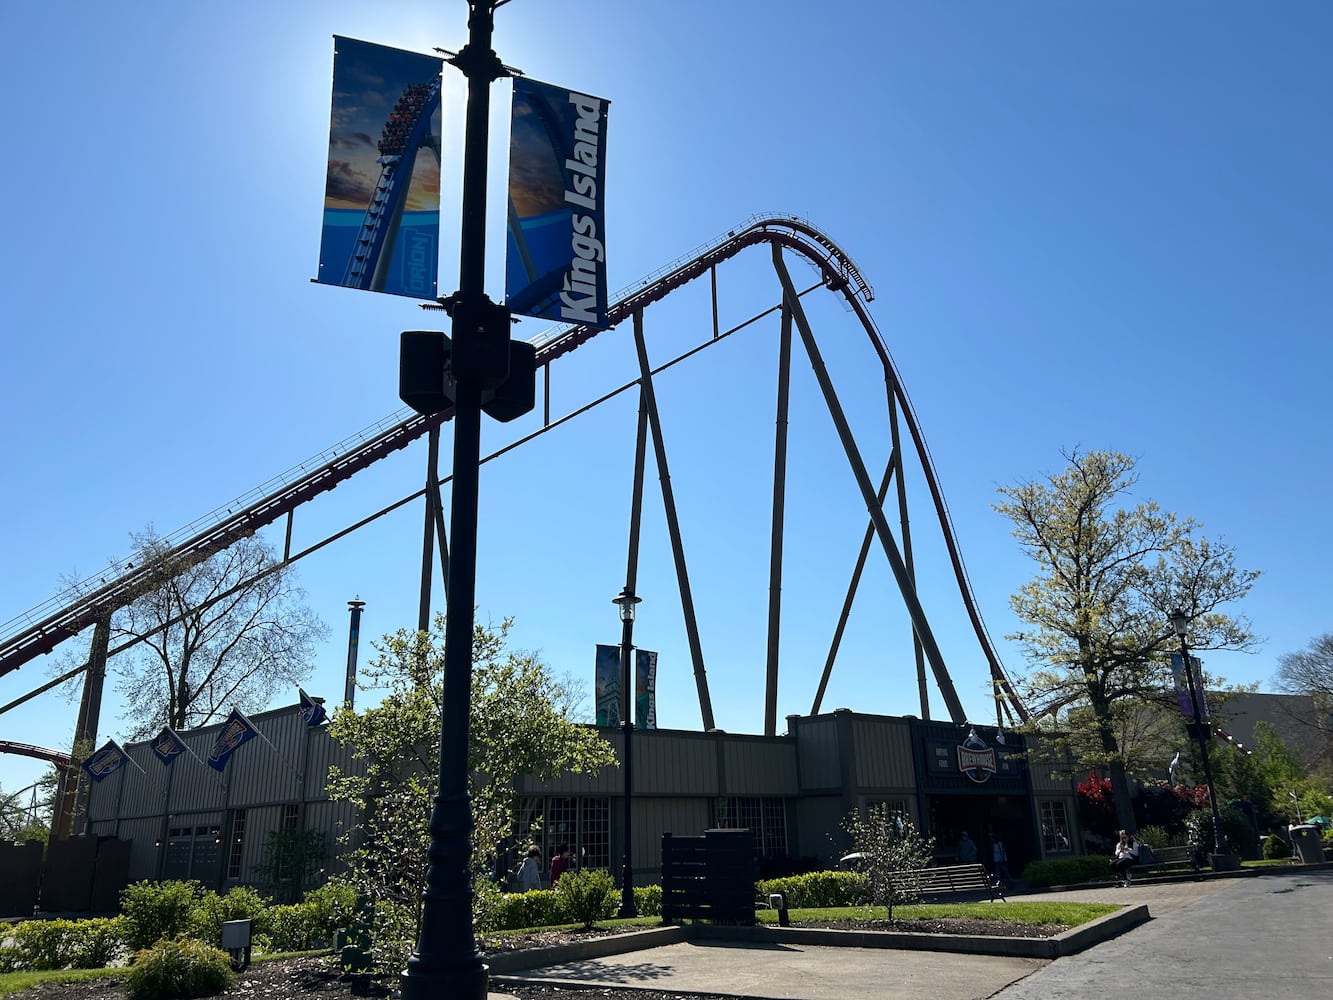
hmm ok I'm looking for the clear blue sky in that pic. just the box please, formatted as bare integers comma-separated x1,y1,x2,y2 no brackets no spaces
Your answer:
3,1,1330,795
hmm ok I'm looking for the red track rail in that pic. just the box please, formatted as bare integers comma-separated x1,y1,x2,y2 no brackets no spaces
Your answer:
0,214,1026,721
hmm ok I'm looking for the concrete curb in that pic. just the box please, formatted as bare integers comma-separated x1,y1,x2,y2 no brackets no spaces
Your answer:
486,925,688,974
486,902,1149,971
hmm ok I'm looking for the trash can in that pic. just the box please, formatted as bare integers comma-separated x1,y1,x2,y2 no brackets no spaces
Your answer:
1289,825,1323,865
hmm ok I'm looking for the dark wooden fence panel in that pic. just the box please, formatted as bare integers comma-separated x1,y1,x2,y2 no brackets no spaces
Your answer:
661,829,756,925
0,841,43,917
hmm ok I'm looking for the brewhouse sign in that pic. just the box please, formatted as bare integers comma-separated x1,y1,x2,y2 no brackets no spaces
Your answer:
957,729,997,784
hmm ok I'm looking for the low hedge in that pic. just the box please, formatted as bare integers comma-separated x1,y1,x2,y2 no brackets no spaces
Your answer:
1021,855,1110,888
756,870,869,909
0,917,126,972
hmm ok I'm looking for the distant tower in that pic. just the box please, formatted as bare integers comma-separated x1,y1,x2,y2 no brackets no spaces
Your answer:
345,600,366,710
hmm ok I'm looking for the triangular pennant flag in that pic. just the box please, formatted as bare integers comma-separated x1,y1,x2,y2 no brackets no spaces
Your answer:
151,727,189,766
299,688,328,727
207,709,260,772
81,740,129,783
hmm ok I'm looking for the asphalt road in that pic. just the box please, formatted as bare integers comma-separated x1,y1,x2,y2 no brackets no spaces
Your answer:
994,868,1333,999
499,869,1333,1000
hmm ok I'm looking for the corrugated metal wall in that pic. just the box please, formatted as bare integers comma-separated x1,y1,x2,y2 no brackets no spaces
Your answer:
83,703,1083,885
791,715,843,791
848,715,915,789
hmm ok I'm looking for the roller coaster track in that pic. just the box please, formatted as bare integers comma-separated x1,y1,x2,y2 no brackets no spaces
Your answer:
343,76,443,291
0,213,1027,723
0,741,72,770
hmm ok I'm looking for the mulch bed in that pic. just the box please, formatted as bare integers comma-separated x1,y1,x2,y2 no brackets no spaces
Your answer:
7,918,1066,1000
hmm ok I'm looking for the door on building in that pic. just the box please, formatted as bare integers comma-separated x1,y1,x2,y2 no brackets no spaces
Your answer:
927,795,1037,875
162,823,223,886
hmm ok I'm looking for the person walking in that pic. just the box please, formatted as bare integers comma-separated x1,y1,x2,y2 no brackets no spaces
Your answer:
1112,829,1139,886
991,833,1010,887
550,843,572,886
958,830,978,863
515,845,542,892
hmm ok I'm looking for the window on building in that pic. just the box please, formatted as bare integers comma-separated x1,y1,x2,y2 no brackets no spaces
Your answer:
712,797,788,857
581,798,609,870
1039,800,1072,853
227,810,246,879
283,803,300,831
522,796,613,872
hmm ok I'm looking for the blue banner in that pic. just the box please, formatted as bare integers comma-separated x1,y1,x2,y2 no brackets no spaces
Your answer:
81,740,128,783
635,649,657,730
207,709,260,772
594,643,619,727
1170,652,1209,718
506,77,610,327
317,37,442,300
299,688,328,727
151,727,188,766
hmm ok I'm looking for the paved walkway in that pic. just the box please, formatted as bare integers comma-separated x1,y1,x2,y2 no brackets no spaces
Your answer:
494,871,1332,1000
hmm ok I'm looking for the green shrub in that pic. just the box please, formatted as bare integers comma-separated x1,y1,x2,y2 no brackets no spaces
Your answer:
125,936,235,1000
188,886,272,948
472,878,505,934
1021,855,1110,889
69,917,126,969
490,888,564,931
120,880,202,952
633,883,662,918
265,904,318,952
553,869,615,930
1262,833,1289,860
1134,826,1169,849
303,881,358,942
364,899,416,975
757,871,870,909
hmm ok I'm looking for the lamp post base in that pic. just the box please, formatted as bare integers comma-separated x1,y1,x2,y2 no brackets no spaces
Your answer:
400,961,489,1000
1208,852,1241,872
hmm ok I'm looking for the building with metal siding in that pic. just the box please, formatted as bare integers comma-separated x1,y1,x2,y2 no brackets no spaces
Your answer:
85,703,1080,890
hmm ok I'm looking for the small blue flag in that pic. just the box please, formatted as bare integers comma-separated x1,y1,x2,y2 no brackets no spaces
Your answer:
299,688,328,727
81,740,128,783
151,727,188,766
207,709,260,772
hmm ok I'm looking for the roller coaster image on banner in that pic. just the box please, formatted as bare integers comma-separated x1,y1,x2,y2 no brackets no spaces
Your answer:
316,36,442,300
594,644,657,729
506,76,610,328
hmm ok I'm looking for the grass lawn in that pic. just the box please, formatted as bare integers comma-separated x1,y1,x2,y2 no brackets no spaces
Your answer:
0,966,124,998
757,901,1119,926
483,900,1120,937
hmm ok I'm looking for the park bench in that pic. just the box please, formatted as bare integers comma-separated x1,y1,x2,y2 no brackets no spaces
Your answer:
887,863,1007,903
1132,844,1197,875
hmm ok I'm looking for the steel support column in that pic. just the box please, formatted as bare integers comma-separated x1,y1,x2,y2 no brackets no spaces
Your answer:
764,303,793,736
773,245,967,725
631,311,715,731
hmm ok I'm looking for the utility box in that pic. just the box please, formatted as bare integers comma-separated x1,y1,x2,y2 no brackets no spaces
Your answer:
1289,825,1323,865
221,919,252,970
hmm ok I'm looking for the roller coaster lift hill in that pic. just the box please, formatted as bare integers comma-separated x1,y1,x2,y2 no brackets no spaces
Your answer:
398,3,530,1000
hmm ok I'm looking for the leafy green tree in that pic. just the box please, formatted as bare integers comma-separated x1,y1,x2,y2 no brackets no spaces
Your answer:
841,805,934,919
252,829,329,903
326,615,616,965
995,449,1259,833
0,770,57,842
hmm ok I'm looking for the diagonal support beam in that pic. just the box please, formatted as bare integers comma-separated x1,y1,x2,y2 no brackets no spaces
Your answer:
764,303,793,736
773,245,968,726
632,311,716,731
811,457,896,716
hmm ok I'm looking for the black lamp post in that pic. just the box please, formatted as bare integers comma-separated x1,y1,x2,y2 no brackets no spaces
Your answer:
613,588,641,918
1169,609,1231,859
399,5,511,999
